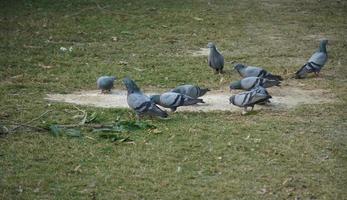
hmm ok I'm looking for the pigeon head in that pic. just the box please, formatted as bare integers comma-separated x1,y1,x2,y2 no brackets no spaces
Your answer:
229,95,236,105
234,63,245,71
229,80,242,91
149,95,160,104
123,77,141,94
319,39,328,53
207,42,215,48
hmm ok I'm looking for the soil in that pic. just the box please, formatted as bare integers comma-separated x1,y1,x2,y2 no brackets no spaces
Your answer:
45,80,335,113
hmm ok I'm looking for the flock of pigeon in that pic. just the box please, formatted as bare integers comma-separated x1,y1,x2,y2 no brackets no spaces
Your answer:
97,39,328,118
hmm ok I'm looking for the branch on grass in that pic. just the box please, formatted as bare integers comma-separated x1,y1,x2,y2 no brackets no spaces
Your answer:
56,124,114,129
10,110,53,131
6,123,47,132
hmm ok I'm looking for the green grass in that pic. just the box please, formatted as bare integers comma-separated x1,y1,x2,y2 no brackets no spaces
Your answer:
1,0,347,199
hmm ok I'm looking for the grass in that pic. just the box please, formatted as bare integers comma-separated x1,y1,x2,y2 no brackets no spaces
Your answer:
1,0,347,199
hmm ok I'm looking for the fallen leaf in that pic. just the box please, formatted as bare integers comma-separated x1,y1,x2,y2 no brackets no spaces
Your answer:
17,186,23,193
258,188,267,194
85,136,97,141
120,31,133,35
193,17,203,21
119,60,128,65
134,67,145,72
177,166,182,172
10,74,23,79
40,64,53,69
74,164,81,172
151,129,162,134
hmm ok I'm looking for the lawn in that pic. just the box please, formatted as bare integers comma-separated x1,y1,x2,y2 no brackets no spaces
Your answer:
1,0,346,199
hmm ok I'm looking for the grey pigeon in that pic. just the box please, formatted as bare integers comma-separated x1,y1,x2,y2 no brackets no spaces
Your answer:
251,86,271,104
229,86,272,114
229,77,280,91
123,78,168,119
234,64,283,81
97,76,116,93
295,39,328,79
207,42,224,74
170,84,210,99
150,92,204,112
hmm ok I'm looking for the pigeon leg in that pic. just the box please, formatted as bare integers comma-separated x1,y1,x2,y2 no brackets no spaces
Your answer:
251,106,254,111
101,90,106,94
314,72,321,78
136,113,144,121
241,107,248,115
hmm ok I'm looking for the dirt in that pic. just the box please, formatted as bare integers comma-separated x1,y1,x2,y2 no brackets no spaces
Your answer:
189,48,209,57
45,81,335,113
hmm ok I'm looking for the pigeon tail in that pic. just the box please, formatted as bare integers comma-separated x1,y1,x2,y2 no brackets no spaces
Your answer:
263,79,281,87
264,74,283,81
149,105,168,118
197,98,205,104
199,88,210,97
183,98,205,106
294,64,308,79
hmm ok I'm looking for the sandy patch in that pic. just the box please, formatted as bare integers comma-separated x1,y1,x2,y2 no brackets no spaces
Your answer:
45,83,334,112
189,48,209,57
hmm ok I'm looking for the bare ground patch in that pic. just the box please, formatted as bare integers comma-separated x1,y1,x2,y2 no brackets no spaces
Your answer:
45,81,335,112
189,48,210,57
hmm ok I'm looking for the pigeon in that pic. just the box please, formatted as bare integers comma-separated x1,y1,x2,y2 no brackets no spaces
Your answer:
234,64,283,81
207,42,224,74
295,39,328,79
170,84,210,99
150,92,204,112
229,86,272,114
251,86,271,103
229,77,281,91
97,76,116,93
123,78,168,119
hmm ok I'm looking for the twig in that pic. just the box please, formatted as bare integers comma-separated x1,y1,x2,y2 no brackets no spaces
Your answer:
72,105,85,114
72,105,87,125
23,45,43,49
64,7,95,18
11,110,53,131
9,123,47,132
57,124,114,129
85,136,97,141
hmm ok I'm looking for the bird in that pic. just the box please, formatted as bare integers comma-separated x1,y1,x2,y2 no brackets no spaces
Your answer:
295,39,328,79
150,92,205,112
229,77,281,91
234,64,283,81
123,77,168,119
97,76,116,93
170,84,210,99
207,42,224,74
229,86,272,114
